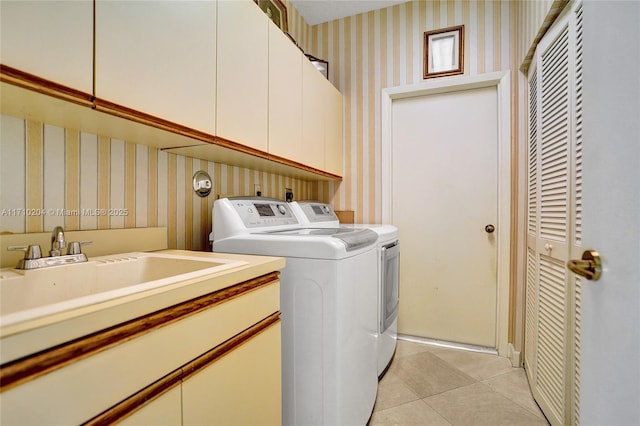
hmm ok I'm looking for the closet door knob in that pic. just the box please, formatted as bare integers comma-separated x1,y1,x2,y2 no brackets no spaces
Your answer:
568,250,602,281
485,224,495,233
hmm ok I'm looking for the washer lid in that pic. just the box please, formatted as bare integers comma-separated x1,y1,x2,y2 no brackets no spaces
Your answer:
341,224,398,242
265,228,378,251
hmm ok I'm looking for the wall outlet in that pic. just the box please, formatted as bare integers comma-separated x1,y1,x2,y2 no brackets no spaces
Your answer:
254,184,262,197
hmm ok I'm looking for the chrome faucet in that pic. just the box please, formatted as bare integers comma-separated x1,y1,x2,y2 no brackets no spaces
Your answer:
50,226,66,256
7,226,91,270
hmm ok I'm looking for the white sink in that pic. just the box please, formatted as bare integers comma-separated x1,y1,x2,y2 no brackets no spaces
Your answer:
0,252,247,327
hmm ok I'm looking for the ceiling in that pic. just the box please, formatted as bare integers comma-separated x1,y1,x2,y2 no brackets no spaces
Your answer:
289,0,408,25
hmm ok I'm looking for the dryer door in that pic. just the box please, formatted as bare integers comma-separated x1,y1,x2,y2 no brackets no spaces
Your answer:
381,241,400,333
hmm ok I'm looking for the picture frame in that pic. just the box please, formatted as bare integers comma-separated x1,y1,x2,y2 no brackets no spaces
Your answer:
423,25,464,79
255,0,288,33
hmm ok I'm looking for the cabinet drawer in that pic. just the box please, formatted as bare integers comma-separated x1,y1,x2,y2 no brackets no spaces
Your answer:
0,275,279,425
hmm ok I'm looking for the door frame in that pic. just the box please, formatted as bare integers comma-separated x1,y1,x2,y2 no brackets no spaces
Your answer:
381,71,511,358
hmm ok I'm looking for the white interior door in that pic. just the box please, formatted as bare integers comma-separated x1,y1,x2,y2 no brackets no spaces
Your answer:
579,1,640,424
392,86,499,348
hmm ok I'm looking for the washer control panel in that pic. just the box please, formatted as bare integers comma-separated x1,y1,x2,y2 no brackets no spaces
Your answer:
297,201,339,223
230,199,298,228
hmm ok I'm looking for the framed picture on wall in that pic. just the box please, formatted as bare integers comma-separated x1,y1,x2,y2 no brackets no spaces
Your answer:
423,25,464,79
255,0,288,33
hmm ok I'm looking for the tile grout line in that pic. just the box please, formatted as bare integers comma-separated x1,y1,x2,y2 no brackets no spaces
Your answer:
479,370,549,421
372,341,549,425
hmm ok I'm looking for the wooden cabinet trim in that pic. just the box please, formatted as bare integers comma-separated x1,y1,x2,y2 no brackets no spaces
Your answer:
265,149,342,181
83,314,281,426
180,312,279,383
0,271,279,392
212,135,342,180
92,97,215,144
0,65,93,108
0,66,342,180
84,369,183,426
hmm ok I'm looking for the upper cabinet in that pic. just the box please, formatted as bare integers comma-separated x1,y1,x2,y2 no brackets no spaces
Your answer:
268,23,303,163
324,84,344,176
302,60,327,171
216,0,269,152
1,0,342,180
0,0,93,93
302,60,344,174
95,0,217,134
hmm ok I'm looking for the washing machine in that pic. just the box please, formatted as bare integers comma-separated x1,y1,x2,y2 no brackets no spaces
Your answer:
290,201,400,377
211,197,379,425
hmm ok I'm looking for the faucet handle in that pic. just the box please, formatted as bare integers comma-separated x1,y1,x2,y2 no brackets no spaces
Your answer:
50,226,66,256
8,245,43,260
67,241,92,255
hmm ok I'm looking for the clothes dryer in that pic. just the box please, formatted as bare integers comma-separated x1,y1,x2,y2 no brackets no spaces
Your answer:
290,201,400,377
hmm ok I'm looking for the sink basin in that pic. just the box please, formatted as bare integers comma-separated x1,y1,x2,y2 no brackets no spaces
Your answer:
0,252,247,327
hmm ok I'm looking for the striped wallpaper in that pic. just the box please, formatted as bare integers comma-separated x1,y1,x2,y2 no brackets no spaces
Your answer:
288,0,559,224
513,0,564,71
0,1,559,254
0,114,313,250
286,0,556,349
287,0,561,352
291,0,514,223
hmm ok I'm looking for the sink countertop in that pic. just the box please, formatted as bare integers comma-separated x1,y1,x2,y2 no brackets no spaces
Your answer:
0,250,285,364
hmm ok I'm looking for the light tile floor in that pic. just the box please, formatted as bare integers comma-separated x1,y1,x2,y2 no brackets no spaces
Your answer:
370,340,550,426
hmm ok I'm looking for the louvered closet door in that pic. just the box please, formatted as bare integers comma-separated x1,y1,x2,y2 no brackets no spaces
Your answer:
525,2,583,425
570,6,584,424
525,66,539,396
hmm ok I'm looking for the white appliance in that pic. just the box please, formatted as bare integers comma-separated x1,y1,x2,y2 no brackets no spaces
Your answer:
290,201,400,377
211,197,379,425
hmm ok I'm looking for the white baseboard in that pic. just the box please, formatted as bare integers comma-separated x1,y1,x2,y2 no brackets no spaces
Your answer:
508,343,522,367
398,334,498,356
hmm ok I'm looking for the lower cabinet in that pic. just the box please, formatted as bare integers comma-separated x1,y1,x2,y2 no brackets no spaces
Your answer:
120,386,182,426
121,323,281,426
183,324,281,425
0,272,281,425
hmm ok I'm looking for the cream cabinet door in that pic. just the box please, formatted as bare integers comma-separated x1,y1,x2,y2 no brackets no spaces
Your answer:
324,84,344,176
302,60,344,174
217,0,269,152
182,324,282,426
0,0,93,93
268,23,303,163
301,60,327,170
95,0,216,134
119,386,182,426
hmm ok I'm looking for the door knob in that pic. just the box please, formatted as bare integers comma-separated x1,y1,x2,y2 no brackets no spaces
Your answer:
485,224,495,233
567,249,602,281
